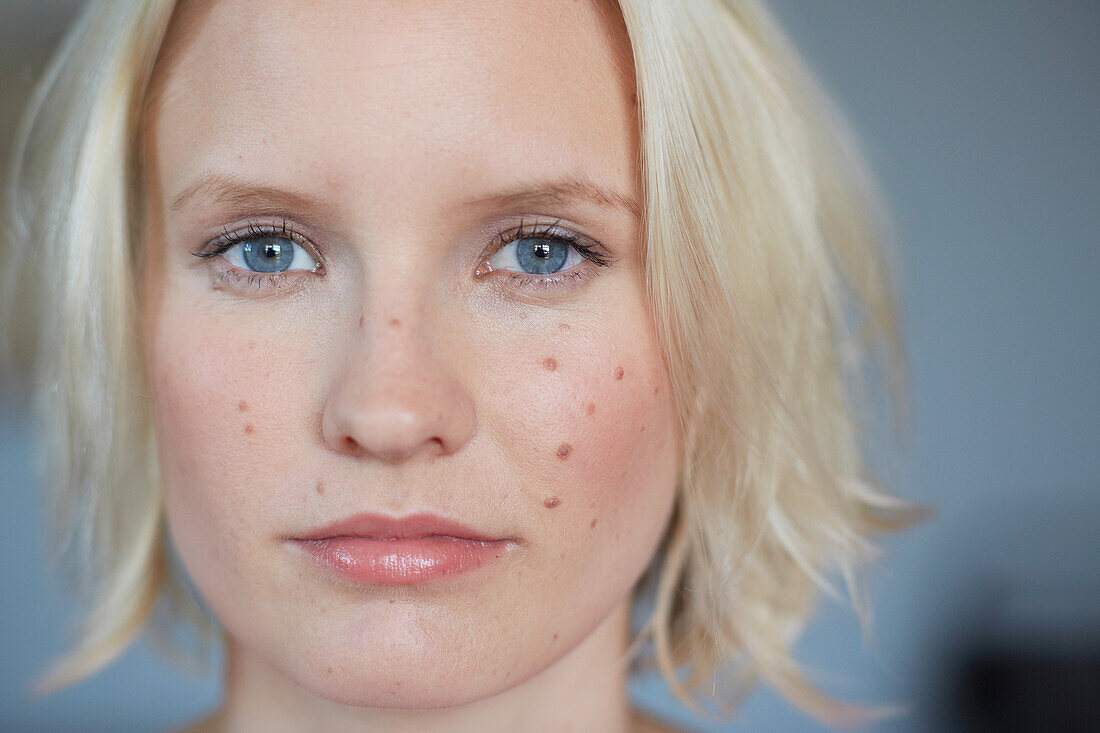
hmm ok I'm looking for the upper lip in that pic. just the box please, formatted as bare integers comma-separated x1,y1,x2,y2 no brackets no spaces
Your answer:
294,512,507,542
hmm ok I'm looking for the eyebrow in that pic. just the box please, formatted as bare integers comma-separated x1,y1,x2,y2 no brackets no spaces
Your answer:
463,178,642,220
170,172,641,220
170,173,327,214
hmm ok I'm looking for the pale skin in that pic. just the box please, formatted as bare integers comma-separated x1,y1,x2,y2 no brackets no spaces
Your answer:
140,0,683,731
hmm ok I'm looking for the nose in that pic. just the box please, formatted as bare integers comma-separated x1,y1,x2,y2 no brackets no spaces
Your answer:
321,301,476,464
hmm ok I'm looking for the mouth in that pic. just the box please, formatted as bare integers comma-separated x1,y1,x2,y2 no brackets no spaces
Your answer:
291,511,515,585
293,511,508,542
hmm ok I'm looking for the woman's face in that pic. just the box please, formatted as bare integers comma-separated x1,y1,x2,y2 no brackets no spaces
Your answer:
141,0,680,708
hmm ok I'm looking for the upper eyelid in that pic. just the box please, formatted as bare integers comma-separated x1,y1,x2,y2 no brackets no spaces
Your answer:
193,219,321,262
216,218,308,248
198,216,613,263
495,219,579,251
492,219,619,264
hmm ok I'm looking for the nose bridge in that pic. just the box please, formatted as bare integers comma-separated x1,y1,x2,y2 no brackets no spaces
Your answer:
321,277,475,464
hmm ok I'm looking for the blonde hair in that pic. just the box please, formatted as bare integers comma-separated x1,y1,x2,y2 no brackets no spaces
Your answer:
2,0,929,726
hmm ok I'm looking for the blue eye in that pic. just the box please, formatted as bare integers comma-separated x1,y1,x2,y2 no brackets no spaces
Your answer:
192,217,617,297
223,236,319,274
491,236,574,276
480,220,615,283
193,220,322,280
516,238,568,274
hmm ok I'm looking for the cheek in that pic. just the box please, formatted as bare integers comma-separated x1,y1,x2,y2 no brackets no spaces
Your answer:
483,318,678,548
147,305,313,596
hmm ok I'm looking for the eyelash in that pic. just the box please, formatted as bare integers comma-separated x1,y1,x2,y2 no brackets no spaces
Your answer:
189,217,613,296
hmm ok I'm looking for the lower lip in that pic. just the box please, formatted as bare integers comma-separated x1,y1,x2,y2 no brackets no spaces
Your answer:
295,536,511,585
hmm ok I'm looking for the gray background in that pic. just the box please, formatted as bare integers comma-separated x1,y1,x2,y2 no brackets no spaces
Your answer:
1,1,1097,730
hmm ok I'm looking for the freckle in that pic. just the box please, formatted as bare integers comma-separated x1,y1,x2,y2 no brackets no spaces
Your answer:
390,318,401,327
544,496,561,509
359,315,364,327
654,385,660,394
621,470,627,479
248,342,255,350
553,632,559,640
590,518,597,528
556,443,572,459
396,681,402,687
244,424,254,434
543,357,558,371
640,424,646,433
238,400,248,412
328,667,334,674
586,402,596,416
316,481,325,495
614,366,624,380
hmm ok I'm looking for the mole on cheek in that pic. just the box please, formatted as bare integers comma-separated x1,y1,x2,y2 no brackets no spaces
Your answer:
544,496,561,509
316,481,325,495
586,402,596,416
589,518,597,528
542,357,558,371
556,443,572,459
614,366,624,380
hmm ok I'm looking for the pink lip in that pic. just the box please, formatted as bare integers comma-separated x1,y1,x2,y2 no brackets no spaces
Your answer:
291,512,513,585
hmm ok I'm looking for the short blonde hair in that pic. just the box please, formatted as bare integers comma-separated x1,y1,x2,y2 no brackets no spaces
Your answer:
2,0,929,725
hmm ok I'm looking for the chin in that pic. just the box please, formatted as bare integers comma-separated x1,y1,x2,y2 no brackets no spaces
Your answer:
260,616,546,711
290,655,529,710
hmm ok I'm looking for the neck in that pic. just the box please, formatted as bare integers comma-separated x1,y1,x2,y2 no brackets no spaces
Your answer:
209,595,637,733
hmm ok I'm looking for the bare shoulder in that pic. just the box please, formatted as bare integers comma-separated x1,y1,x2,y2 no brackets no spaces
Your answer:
172,709,223,733
629,707,687,733
178,706,678,731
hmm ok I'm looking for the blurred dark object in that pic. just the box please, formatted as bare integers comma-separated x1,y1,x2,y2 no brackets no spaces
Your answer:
952,645,1100,732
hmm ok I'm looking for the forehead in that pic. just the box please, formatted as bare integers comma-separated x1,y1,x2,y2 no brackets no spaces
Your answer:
145,0,638,220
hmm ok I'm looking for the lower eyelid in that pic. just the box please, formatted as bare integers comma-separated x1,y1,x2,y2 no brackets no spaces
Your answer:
493,264,598,295
209,259,304,294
